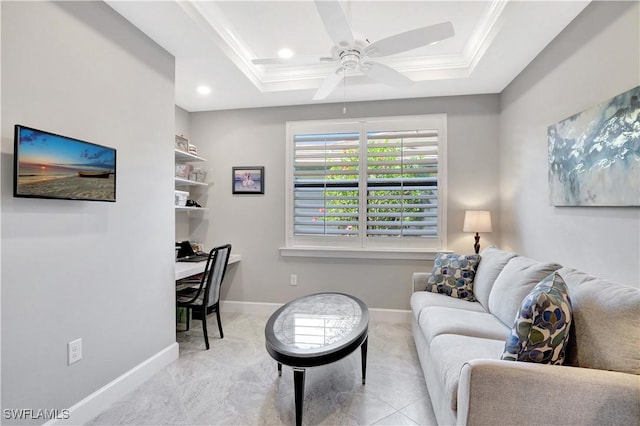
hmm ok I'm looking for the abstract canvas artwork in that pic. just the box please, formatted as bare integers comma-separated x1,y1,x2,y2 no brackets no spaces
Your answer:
548,86,640,206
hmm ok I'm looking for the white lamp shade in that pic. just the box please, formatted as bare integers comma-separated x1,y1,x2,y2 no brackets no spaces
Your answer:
463,210,492,233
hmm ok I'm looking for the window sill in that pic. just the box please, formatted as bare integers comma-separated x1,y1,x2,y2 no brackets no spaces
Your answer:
279,246,449,261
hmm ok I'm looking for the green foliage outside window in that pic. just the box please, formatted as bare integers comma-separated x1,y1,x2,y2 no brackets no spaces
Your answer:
320,139,436,236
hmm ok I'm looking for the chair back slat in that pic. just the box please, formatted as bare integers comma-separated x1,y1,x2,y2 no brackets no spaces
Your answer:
203,244,232,308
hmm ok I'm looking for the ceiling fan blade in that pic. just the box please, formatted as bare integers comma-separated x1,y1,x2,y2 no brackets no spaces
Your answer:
252,56,329,66
365,22,454,58
314,0,354,48
312,68,345,100
360,62,413,88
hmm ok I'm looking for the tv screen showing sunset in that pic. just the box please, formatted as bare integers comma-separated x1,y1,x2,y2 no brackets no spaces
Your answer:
14,125,116,201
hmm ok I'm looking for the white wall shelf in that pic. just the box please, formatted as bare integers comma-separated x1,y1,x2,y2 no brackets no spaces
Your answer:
175,146,208,215
175,206,207,212
175,149,206,163
174,177,207,187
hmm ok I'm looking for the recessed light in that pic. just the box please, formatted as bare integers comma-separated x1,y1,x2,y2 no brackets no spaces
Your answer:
197,85,211,95
278,48,293,59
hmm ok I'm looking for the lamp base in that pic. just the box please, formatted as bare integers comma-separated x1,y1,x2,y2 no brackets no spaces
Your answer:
473,233,480,254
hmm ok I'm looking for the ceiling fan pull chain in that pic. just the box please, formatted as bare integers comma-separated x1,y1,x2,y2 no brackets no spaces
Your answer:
343,70,347,114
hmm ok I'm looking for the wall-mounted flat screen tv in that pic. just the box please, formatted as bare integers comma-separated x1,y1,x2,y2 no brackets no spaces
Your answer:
14,125,116,202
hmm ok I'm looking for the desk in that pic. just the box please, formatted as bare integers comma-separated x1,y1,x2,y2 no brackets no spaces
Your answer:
175,253,241,280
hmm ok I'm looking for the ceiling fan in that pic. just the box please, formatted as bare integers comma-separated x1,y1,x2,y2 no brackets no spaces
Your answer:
251,0,455,100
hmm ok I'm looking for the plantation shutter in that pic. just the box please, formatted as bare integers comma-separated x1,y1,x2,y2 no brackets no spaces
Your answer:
293,132,360,237
365,129,439,238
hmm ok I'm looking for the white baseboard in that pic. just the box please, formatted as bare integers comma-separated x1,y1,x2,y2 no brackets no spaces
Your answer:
221,300,410,323
46,343,179,425
368,308,412,323
47,301,408,425
221,300,282,316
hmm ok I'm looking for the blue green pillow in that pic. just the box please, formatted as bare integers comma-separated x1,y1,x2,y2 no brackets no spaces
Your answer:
425,253,481,301
501,272,573,364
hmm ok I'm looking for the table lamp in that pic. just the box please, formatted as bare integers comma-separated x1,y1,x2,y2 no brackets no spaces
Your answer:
463,210,492,254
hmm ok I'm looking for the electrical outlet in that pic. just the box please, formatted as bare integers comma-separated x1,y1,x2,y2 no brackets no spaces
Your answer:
290,274,298,286
68,338,82,365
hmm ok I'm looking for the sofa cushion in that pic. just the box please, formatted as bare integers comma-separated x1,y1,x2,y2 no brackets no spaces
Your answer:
429,334,505,411
410,291,486,323
473,246,518,310
418,306,510,345
559,267,640,375
425,253,481,301
501,272,572,364
488,256,562,326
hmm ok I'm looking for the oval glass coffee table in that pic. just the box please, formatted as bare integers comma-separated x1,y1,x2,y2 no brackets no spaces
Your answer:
265,292,369,426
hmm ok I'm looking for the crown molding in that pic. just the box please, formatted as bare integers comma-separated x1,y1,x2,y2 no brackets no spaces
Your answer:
179,0,509,93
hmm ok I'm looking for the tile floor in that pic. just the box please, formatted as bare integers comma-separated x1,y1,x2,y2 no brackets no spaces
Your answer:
88,312,437,425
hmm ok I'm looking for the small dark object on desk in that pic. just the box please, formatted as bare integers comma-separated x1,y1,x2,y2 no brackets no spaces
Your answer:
176,240,209,262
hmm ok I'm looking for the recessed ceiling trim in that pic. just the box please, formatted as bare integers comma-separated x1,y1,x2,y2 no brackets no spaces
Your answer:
463,0,509,73
177,1,267,91
257,52,469,80
378,54,469,72
182,0,510,91
106,0,593,110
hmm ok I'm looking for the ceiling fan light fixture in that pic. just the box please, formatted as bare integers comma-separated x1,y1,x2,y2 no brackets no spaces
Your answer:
339,49,360,70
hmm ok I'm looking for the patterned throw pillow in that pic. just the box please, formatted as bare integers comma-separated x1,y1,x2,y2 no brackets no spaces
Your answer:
501,272,573,364
425,253,481,301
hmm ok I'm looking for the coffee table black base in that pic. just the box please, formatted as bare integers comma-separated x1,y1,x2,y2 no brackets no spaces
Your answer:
265,293,369,426
360,336,368,385
293,368,305,426
277,336,368,426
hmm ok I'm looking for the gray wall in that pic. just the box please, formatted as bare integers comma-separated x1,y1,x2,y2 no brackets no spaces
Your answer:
175,106,191,141
1,1,176,421
499,0,640,286
190,95,500,310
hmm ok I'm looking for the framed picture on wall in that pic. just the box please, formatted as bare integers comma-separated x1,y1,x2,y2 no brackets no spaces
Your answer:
232,166,264,194
175,135,189,152
175,163,191,178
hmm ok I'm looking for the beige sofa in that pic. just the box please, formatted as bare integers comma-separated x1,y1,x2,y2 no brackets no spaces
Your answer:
410,246,640,425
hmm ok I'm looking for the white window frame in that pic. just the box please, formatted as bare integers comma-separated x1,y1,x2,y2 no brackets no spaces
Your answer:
282,114,447,260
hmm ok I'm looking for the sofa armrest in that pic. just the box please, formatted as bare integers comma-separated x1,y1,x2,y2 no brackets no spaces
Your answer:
412,272,431,292
457,359,640,426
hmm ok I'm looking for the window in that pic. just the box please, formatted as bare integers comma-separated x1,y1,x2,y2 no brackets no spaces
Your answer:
285,115,447,257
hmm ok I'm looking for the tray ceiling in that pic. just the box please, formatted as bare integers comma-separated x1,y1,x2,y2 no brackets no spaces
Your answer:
106,1,591,112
